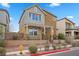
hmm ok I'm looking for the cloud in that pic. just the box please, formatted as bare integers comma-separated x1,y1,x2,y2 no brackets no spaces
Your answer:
66,16,74,19
0,3,10,8
10,17,13,21
49,3,60,7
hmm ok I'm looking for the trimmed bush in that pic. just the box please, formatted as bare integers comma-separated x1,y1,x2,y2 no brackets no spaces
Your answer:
0,47,6,56
58,33,65,39
0,40,5,47
29,46,37,54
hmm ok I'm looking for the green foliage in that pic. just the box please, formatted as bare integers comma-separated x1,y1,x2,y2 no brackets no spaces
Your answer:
0,27,3,35
0,31,2,35
58,33,65,39
29,45,37,54
0,47,6,56
0,40,5,47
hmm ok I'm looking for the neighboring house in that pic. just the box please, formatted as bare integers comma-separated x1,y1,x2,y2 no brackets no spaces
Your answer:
19,5,57,41
57,18,79,38
0,9,10,39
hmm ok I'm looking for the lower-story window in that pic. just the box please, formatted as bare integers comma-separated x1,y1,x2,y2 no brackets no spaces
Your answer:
28,28,38,36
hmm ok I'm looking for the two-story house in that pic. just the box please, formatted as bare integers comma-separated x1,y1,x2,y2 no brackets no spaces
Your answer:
19,5,57,41
0,9,10,39
57,18,79,38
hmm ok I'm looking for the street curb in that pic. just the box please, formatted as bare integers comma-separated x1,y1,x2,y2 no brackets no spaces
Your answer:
30,48,70,56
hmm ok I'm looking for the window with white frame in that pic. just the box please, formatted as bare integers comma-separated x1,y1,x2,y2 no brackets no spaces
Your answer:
29,12,41,21
28,28,38,36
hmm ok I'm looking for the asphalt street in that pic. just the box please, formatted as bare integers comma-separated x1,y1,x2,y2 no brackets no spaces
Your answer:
48,47,79,56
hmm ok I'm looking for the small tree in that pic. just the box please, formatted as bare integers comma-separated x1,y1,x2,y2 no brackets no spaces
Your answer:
0,40,6,56
0,26,3,35
0,26,3,39
58,33,65,39
0,47,6,56
0,40,5,47
0,31,2,36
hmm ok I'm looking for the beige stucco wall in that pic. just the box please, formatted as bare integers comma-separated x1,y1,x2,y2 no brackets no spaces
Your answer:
19,5,57,40
19,6,46,40
56,20,65,35
56,18,76,36
44,12,56,36
25,6,45,26
65,19,75,29
19,6,45,32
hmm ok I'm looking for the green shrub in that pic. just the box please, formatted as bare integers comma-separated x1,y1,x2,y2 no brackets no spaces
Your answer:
58,33,65,39
29,45,37,54
0,47,6,56
0,40,5,47
0,28,3,35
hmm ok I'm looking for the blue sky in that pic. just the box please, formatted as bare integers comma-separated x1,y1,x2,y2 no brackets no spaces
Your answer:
0,3,79,32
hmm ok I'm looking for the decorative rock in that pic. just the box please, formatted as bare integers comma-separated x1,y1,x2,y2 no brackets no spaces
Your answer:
66,45,72,48
49,46,53,50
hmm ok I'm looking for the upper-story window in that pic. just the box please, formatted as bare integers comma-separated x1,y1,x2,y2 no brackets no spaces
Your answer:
65,23,71,29
29,12,41,21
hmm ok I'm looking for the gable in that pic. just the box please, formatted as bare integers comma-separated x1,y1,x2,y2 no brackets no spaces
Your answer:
19,5,57,24
19,5,45,24
64,18,75,25
0,9,10,22
26,5,45,15
0,10,10,26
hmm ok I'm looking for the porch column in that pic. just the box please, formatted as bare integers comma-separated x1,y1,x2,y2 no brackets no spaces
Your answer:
71,30,75,37
44,26,46,40
24,24,28,40
70,30,74,44
26,25,28,34
44,26,46,35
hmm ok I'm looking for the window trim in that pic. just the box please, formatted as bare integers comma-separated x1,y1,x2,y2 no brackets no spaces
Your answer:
28,28,38,36
29,12,41,21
